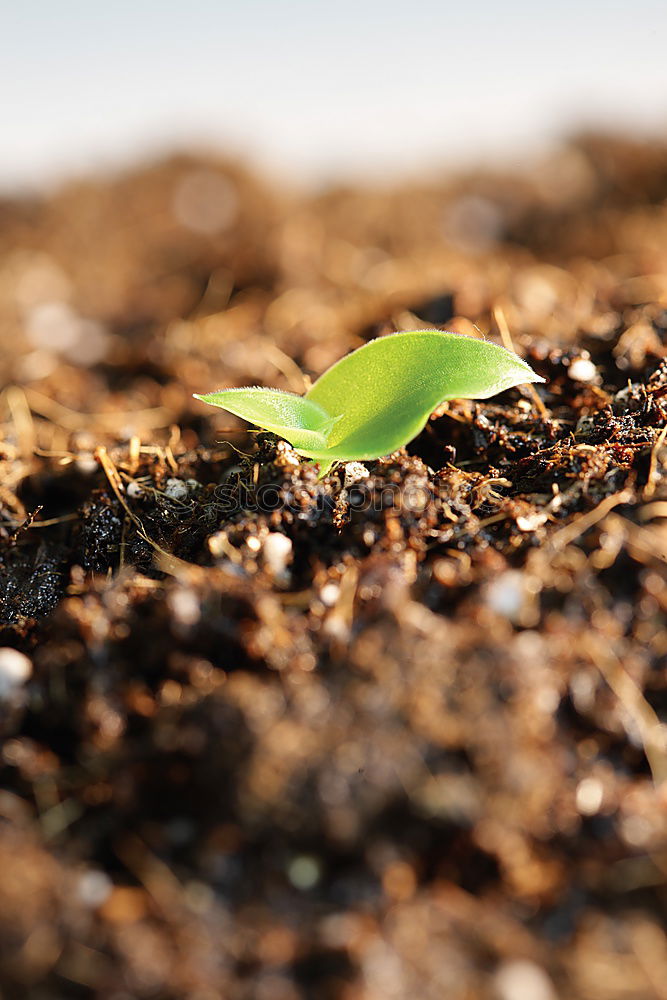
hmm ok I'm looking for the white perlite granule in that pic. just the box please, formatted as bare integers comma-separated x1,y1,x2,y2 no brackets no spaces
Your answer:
0,648,33,697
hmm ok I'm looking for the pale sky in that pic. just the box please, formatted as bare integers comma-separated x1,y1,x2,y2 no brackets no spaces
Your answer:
3,0,667,189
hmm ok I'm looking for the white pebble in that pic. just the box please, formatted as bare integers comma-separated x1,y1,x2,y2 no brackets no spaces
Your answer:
343,462,369,488
76,869,113,908
75,452,99,475
516,511,548,532
576,777,604,816
126,480,143,498
167,588,200,627
320,583,340,607
0,648,32,696
263,533,293,576
287,855,321,890
568,358,597,383
494,960,557,1000
484,571,525,622
164,478,189,501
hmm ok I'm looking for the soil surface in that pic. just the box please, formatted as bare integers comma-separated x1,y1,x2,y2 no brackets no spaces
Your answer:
1,136,667,1000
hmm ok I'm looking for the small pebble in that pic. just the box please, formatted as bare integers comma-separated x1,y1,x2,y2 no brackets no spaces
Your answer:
568,357,597,383
576,777,604,815
344,462,369,488
484,571,525,622
75,452,99,475
516,511,548,532
493,960,556,1000
167,588,200,627
0,648,32,697
319,583,340,607
164,478,190,501
126,480,143,498
287,855,321,890
76,869,113,908
263,533,293,576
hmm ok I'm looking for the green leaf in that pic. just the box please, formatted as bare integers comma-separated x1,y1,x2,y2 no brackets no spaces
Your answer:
193,387,336,453
302,330,544,461
195,331,545,471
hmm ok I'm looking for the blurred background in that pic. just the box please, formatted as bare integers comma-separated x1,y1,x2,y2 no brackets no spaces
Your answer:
4,0,667,191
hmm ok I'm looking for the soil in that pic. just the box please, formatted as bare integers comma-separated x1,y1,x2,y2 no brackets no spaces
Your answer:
1,135,667,1000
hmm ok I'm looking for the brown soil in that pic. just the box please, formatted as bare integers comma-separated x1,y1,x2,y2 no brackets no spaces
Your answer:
1,135,667,1000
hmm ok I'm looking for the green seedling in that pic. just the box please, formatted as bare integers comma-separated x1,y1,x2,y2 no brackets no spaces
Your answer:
195,330,545,477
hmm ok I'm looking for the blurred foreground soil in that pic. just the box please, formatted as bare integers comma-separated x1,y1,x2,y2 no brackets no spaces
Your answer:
1,135,667,999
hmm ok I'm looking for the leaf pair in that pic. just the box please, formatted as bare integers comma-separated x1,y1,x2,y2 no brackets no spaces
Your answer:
195,330,545,475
